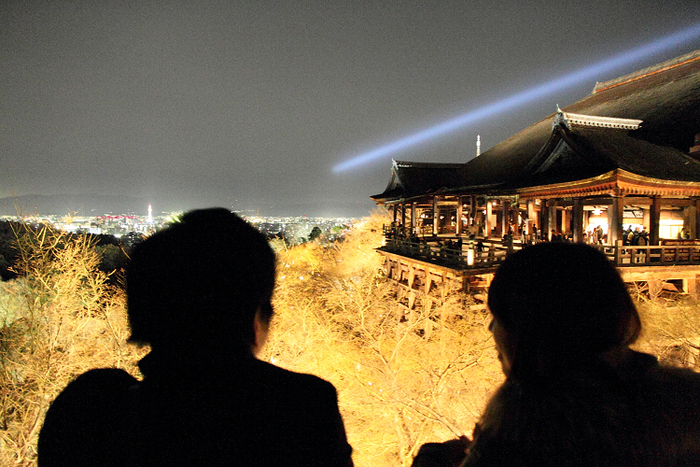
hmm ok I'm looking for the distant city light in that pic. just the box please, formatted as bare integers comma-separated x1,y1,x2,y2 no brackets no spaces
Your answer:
332,23,700,173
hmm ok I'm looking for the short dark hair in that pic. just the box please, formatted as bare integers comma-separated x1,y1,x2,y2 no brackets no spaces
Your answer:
125,208,276,350
488,243,641,375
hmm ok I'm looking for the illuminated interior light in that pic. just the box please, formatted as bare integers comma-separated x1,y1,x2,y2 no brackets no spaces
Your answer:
332,23,700,173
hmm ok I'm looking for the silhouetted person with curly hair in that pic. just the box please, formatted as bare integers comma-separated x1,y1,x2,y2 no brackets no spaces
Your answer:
39,208,353,467
414,243,700,467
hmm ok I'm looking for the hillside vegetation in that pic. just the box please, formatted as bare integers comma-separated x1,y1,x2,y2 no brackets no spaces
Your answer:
0,223,145,465
1,214,699,466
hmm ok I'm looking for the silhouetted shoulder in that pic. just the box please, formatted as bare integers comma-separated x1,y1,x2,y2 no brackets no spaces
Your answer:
649,362,700,390
38,368,139,467
124,356,353,467
229,358,353,466
250,357,338,393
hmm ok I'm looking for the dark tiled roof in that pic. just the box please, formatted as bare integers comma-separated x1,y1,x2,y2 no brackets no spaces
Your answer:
371,160,467,202
474,51,700,187
569,127,700,181
505,125,700,189
372,51,700,202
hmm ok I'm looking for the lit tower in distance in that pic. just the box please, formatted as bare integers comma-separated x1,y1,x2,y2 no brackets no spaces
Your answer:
476,135,481,157
147,204,153,223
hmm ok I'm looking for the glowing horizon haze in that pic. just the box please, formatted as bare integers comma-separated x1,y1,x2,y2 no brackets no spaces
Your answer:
332,23,700,173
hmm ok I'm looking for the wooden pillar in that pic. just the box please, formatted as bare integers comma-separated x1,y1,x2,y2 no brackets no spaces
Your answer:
411,201,417,233
572,198,584,243
392,204,398,223
683,277,697,298
527,200,536,235
561,207,568,236
407,291,416,310
485,198,493,238
649,196,660,245
456,196,463,236
432,196,439,236
541,199,549,240
400,201,406,232
547,200,557,240
470,195,476,225
502,200,510,237
683,205,697,239
609,196,624,245
695,199,700,240
440,271,448,299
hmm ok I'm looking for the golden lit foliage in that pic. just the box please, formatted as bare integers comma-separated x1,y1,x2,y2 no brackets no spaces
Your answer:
634,294,700,371
3,215,700,467
0,224,144,466
262,211,503,467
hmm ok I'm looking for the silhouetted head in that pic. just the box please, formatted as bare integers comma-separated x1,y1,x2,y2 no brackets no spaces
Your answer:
126,208,276,353
488,243,641,377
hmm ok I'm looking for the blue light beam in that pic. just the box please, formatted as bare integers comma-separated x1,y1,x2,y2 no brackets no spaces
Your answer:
333,23,700,173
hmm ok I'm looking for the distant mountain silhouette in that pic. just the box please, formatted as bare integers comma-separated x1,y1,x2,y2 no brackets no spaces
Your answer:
0,194,151,217
0,194,372,219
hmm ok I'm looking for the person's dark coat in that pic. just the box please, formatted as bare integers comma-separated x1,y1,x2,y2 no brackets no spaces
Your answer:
463,349,700,467
38,351,353,467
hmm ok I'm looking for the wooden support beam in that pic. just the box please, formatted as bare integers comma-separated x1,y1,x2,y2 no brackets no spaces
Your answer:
683,277,697,298
433,196,439,236
548,200,557,240
572,198,584,243
527,200,536,235
440,271,447,299
470,195,476,225
411,201,417,232
560,206,568,236
485,198,493,238
541,199,549,240
456,196,463,236
695,199,700,240
650,196,661,245
609,196,624,245
400,201,406,231
502,200,510,237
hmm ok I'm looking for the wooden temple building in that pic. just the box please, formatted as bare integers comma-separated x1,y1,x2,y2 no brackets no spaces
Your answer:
371,51,700,306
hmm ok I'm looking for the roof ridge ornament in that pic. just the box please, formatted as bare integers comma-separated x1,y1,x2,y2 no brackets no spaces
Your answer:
554,109,643,131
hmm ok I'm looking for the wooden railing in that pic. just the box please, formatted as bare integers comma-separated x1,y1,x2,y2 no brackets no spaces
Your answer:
598,245,700,267
380,236,512,270
380,226,700,270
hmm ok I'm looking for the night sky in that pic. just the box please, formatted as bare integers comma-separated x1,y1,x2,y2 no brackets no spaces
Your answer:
2,1,700,218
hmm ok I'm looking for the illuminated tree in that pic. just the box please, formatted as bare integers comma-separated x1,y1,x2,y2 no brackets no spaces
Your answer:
261,211,503,467
633,294,700,371
0,224,143,466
